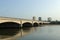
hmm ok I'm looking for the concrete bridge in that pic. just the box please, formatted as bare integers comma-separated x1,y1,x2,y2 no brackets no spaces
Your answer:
0,16,50,28
0,16,50,39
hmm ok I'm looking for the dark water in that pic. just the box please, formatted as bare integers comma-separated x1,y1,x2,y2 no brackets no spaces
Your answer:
17,25,60,40
0,28,19,40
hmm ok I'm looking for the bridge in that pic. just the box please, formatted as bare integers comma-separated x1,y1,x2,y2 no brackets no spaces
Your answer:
0,16,50,39
0,16,50,28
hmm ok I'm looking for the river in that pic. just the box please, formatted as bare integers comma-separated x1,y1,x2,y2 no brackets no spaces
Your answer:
16,25,60,40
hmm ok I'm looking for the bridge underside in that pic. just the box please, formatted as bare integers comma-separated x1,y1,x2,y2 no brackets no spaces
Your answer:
33,23,38,27
0,22,20,36
0,22,21,29
22,22,32,28
39,23,42,25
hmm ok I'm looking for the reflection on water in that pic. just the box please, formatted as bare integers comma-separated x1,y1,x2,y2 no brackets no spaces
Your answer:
0,25,53,40
0,29,19,39
0,29,19,36
20,27,34,37
16,26,42,40
0,26,34,40
22,27,33,32
17,25,60,40
2,25,60,40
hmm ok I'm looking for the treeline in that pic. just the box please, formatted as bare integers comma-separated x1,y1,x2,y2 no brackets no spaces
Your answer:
50,21,60,24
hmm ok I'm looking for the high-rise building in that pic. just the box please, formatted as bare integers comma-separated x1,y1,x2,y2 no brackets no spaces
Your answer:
33,16,36,20
38,17,41,21
48,17,52,22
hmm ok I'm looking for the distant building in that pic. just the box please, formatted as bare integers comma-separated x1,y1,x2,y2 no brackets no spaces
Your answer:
33,16,36,20
48,17,52,22
38,17,41,21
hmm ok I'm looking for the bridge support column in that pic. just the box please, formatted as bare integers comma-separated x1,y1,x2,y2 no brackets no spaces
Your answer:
32,20,33,27
20,20,22,28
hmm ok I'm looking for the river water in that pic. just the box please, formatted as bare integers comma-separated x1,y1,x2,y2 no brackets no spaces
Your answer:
16,25,60,40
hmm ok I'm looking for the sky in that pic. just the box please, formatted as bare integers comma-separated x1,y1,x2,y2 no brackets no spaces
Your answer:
0,0,60,20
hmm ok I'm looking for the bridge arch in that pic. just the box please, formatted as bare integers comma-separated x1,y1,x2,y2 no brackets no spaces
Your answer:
22,22,32,27
0,22,21,28
39,23,42,25
0,22,21,37
33,22,38,27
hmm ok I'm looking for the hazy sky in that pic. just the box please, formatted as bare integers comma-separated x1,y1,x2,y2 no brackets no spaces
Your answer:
0,0,60,20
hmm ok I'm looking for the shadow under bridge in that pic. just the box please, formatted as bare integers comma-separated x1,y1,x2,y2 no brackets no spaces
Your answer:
33,22,39,27
0,22,21,36
22,22,32,28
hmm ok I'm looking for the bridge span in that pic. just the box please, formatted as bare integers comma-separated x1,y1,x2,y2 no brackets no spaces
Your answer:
0,16,50,28
0,16,50,39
